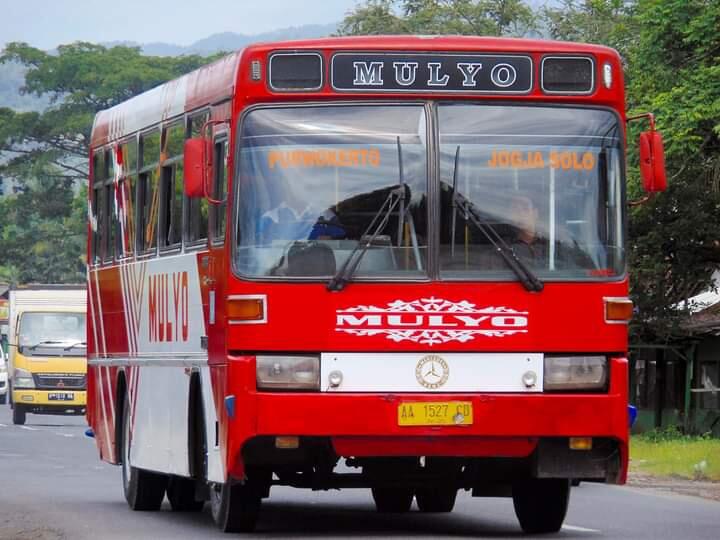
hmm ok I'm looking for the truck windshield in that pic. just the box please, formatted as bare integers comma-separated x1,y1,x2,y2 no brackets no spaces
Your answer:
438,104,624,279
19,312,86,352
236,105,428,279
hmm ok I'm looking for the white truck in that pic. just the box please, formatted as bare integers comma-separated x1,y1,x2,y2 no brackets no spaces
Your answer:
8,285,87,425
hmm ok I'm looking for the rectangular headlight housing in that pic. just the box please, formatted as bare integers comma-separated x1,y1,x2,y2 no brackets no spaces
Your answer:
256,355,320,391
544,356,607,391
13,367,35,389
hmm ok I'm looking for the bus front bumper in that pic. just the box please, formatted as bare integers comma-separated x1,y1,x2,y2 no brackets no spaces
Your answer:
225,356,629,484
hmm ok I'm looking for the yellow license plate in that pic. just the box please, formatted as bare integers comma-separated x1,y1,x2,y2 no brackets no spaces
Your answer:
398,401,473,426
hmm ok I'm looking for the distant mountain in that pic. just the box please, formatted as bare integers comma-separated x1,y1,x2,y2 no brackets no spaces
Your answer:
0,23,338,111
105,23,339,57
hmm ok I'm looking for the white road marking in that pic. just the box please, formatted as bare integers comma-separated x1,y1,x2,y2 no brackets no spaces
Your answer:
19,426,39,431
54,432,74,438
0,423,7,427
563,524,601,533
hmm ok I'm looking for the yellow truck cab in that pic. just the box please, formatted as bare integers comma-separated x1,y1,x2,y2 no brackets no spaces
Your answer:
8,286,86,425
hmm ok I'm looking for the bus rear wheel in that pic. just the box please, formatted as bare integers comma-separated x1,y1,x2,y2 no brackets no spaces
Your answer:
371,487,414,513
210,480,262,533
512,479,570,534
121,396,167,510
12,405,26,425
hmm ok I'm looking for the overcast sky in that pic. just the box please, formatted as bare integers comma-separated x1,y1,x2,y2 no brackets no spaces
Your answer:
0,0,360,50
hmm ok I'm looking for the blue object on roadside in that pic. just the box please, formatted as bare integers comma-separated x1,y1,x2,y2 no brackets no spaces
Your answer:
628,405,637,428
85,428,95,438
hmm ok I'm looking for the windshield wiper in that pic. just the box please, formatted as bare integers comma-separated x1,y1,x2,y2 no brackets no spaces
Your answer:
63,341,87,351
28,340,65,351
327,185,406,292
449,146,543,293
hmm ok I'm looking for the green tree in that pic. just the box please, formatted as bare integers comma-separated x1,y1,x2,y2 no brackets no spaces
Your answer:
625,0,720,339
0,43,218,284
542,0,638,59
0,42,215,185
337,0,537,37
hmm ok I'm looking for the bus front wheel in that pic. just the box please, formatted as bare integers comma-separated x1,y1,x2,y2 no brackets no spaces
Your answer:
210,480,262,533
121,396,167,510
512,478,570,534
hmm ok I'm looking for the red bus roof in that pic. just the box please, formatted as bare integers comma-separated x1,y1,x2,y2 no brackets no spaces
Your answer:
91,50,241,148
244,35,618,55
90,36,620,148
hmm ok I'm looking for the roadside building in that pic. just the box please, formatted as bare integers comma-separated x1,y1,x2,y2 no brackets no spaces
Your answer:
630,272,720,435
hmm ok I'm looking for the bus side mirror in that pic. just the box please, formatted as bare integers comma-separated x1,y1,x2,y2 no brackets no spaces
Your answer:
639,130,667,193
184,138,206,198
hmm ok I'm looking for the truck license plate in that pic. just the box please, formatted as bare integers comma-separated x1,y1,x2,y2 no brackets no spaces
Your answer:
398,401,473,426
48,392,75,401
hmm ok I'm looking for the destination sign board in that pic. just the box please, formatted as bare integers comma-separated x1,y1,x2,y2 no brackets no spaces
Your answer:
331,53,532,94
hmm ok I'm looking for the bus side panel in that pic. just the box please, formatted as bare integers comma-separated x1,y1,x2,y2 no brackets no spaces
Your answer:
87,364,116,462
129,365,192,476
201,364,225,483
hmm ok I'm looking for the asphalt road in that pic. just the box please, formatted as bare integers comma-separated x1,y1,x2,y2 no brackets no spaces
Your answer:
0,406,718,540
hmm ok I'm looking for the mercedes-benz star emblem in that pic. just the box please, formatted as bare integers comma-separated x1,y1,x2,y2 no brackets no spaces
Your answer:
415,354,449,389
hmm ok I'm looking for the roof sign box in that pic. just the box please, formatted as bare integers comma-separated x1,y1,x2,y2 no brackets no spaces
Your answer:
331,52,532,94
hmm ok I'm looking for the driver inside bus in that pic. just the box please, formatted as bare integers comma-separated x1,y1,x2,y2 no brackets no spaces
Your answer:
496,193,594,270
506,194,548,263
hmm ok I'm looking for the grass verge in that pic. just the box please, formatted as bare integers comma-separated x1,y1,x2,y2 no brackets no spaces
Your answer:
630,428,720,481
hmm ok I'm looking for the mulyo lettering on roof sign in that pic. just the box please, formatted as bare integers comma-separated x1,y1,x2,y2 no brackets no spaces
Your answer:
331,53,532,93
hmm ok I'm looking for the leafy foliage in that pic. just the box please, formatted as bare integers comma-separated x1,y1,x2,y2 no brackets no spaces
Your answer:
0,43,218,284
337,0,537,37
625,0,720,339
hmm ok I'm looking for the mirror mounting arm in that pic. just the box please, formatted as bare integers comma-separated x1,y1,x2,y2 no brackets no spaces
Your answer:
627,112,656,130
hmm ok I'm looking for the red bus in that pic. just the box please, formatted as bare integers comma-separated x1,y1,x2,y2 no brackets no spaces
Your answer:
86,36,666,534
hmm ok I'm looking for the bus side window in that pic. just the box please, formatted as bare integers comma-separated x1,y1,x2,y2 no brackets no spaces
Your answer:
96,183,107,263
105,183,116,263
139,130,160,254
118,139,138,258
186,113,210,246
91,185,104,264
90,149,105,265
211,139,228,243
160,122,184,250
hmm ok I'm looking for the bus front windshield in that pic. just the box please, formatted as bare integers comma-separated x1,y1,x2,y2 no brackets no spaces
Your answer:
236,104,624,281
437,104,624,279
236,105,428,279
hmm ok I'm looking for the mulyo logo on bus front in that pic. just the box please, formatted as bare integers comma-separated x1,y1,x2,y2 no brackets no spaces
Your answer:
335,297,528,345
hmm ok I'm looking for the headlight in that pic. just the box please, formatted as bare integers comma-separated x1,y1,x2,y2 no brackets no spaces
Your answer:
256,355,320,390
13,368,35,389
544,356,607,391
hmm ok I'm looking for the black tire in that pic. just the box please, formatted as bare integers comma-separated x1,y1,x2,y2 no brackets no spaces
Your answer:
512,479,570,534
210,480,262,533
0,393,6,405
121,396,167,511
167,476,205,512
371,487,414,513
12,404,26,425
416,487,457,513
